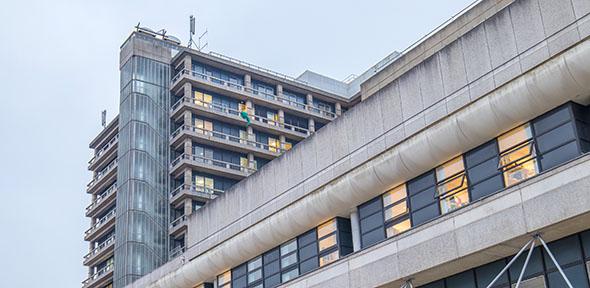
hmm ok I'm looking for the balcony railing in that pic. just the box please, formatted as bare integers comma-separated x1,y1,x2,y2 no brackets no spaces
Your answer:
171,68,336,119
86,184,117,214
171,125,286,154
87,160,118,190
170,183,224,200
85,209,116,238
169,245,186,259
88,134,119,166
170,215,187,229
170,153,257,175
82,263,113,287
84,235,115,262
171,96,311,135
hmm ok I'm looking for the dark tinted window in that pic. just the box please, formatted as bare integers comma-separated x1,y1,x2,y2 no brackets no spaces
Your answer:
533,104,571,135
445,270,476,288
536,122,576,153
547,264,590,288
475,259,509,287
469,175,504,201
299,257,318,274
411,203,439,226
361,228,385,248
543,235,582,270
539,141,579,170
407,171,436,194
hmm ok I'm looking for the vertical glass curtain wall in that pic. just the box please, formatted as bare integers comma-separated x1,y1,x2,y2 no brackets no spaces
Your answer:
114,55,170,287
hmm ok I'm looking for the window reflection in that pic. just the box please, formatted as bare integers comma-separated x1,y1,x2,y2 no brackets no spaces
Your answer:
436,156,469,214
498,124,539,186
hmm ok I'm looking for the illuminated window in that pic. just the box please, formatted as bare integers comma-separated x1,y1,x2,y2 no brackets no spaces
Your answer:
498,124,538,186
318,234,337,252
194,118,212,135
283,141,293,151
436,156,469,214
194,91,212,107
268,137,280,152
317,219,337,239
319,250,339,266
217,270,231,288
239,130,248,144
382,184,411,237
267,111,279,125
240,157,249,170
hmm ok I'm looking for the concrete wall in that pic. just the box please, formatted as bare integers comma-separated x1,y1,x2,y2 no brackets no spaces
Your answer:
183,0,590,260
282,155,590,287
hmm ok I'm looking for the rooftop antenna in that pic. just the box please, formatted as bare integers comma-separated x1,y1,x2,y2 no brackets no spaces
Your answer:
101,110,107,128
187,15,196,48
198,28,208,51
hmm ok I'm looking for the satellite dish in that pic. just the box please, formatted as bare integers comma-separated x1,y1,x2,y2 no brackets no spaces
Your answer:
164,35,181,45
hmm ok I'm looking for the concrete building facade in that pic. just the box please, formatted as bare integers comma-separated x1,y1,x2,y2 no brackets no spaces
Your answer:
85,0,590,287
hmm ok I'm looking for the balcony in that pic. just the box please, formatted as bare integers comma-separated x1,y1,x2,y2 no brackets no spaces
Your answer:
169,215,187,237
84,209,116,242
86,159,117,194
82,264,113,288
169,245,185,259
88,134,119,171
169,183,224,207
170,124,284,159
170,97,310,140
171,68,337,121
85,184,117,218
170,153,256,180
83,235,115,267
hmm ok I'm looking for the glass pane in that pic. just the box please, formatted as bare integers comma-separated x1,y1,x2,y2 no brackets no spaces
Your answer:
194,91,204,101
240,157,249,168
317,219,337,239
503,158,538,186
195,118,203,129
498,124,533,152
248,269,262,284
437,174,468,197
319,250,339,267
248,257,262,271
204,121,212,131
269,138,279,152
436,156,465,181
281,267,299,282
280,253,297,268
204,93,212,104
384,201,408,221
204,178,214,189
440,189,469,214
217,271,231,285
284,142,292,151
382,184,407,207
280,239,297,256
386,219,411,238
194,176,204,187
318,234,337,252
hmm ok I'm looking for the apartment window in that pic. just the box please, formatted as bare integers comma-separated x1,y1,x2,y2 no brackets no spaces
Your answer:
268,137,280,152
194,118,213,135
263,248,281,287
194,175,214,192
240,157,250,171
436,156,469,214
297,229,319,274
497,123,538,186
217,271,231,288
194,91,212,107
283,141,293,151
280,239,299,282
247,257,263,286
317,219,339,267
383,184,411,238
193,146,213,160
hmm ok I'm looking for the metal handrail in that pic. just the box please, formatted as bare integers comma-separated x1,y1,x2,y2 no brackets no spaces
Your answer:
85,209,116,236
170,183,225,199
82,263,113,286
87,159,118,188
170,96,311,135
208,51,308,85
86,184,118,212
170,153,257,174
171,68,336,119
88,134,119,166
170,215,187,228
169,245,186,259
171,124,285,153
84,235,115,260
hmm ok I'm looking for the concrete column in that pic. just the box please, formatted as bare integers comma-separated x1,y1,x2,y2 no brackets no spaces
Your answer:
306,94,313,110
184,198,192,216
183,110,192,126
184,139,192,156
350,208,361,252
244,74,252,90
335,102,342,116
183,168,192,186
276,84,283,99
183,82,192,98
247,153,255,169
278,109,285,126
247,126,255,143
245,99,253,115
279,135,287,149
308,118,315,133
183,55,192,72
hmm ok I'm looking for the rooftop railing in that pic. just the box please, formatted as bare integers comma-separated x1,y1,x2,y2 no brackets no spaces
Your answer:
85,209,116,237
171,97,311,136
170,153,257,175
84,235,115,262
86,184,117,214
88,134,119,166
82,263,113,287
87,160,118,189
170,183,224,200
171,68,336,119
171,124,285,154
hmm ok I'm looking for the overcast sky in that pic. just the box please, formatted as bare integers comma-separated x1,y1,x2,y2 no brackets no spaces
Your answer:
0,0,474,287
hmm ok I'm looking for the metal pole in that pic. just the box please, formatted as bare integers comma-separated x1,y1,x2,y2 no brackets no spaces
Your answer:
514,239,536,288
538,236,574,288
485,238,534,288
